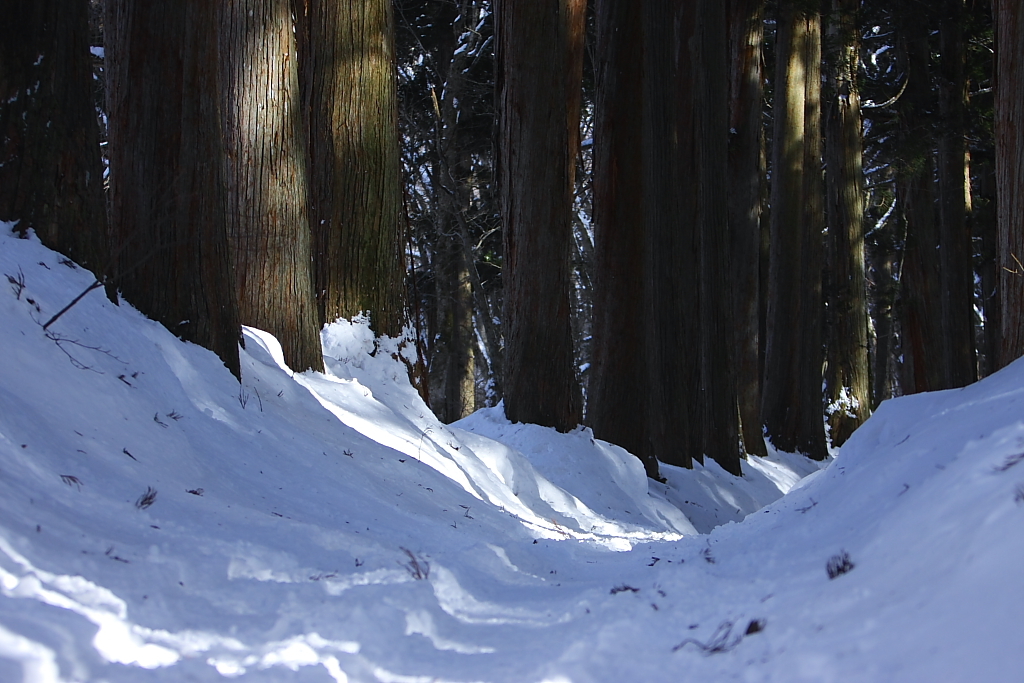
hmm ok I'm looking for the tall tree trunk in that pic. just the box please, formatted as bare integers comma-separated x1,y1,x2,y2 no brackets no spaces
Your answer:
995,0,1024,367
438,228,476,421
434,2,478,422
298,0,407,337
896,10,945,392
801,12,827,456
106,0,241,377
937,0,977,387
0,0,107,273
697,0,743,474
763,5,827,459
824,0,871,446
641,1,699,471
496,0,585,433
727,0,768,459
220,0,323,373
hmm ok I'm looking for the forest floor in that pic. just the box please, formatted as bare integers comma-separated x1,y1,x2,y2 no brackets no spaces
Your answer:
1,226,1022,682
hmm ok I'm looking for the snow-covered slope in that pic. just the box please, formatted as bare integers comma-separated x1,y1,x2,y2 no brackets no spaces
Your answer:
1,227,1021,682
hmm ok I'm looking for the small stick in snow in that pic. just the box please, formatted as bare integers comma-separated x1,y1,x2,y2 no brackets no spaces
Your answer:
135,487,157,510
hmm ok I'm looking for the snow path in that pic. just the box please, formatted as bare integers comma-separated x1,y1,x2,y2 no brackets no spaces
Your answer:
1,228,1021,681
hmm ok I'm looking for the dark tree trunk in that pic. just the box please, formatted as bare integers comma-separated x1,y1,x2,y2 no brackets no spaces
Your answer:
727,0,768,459
496,0,585,433
896,10,946,393
937,0,977,387
602,0,741,475
433,2,479,423
0,0,107,272
697,0,743,474
106,0,241,377
297,0,407,337
641,1,699,471
995,0,1024,367
824,0,871,446
763,5,827,459
219,0,323,373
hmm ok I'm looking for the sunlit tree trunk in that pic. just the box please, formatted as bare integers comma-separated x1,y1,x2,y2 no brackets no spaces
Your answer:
106,0,240,377
220,0,323,372
0,0,107,273
763,4,827,459
297,0,407,337
496,0,585,433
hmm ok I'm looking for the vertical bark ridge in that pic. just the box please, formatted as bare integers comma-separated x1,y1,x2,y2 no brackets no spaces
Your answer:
589,0,654,471
303,0,407,337
221,0,323,373
824,0,871,446
763,5,827,459
497,0,585,434
106,0,241,377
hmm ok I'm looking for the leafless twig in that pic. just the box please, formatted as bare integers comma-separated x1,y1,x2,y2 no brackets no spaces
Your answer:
400,547,429,580
672,621,743,654
135,487,157,509
60,474,82,490
6,268,26,299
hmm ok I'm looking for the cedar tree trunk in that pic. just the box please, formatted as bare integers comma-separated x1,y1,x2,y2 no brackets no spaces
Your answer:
220,0,324,373
106,0,241,377
589,0,658,473
496,0,585,433
298,0,407,337
763,5,827,459
824,0,871,446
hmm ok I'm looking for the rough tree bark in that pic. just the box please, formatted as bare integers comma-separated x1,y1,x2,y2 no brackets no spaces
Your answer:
297,0,407,337
432,1,479,423
763,4,827,459
0,0,107,273
642,1,699,471
106,0,241,377
496,0,585,433
220,0,323,373
727,0,768,459
697,0,743,474
995,0,1024,366
824,0,871,446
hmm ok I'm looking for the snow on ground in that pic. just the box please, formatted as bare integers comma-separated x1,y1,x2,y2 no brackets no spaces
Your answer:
1,227,1022,682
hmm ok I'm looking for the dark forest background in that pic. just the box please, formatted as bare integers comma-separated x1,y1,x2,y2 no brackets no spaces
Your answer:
3,0,1023,480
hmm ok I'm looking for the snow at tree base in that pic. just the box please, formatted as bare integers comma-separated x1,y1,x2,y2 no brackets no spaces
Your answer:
1,227,1022,682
